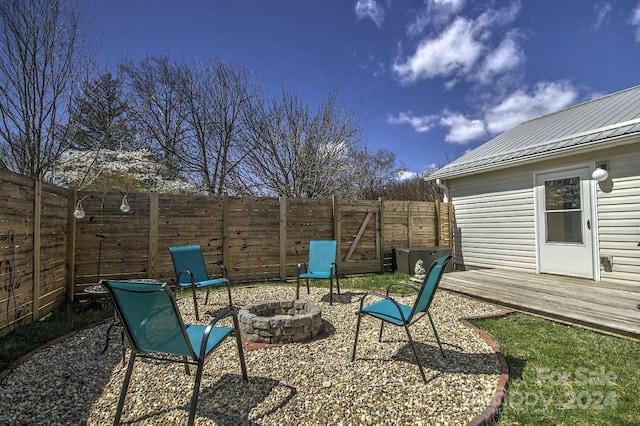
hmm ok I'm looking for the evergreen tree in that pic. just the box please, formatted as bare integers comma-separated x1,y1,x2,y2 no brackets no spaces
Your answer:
68,73,134,150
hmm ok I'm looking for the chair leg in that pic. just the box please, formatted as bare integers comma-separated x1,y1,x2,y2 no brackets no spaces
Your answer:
183,356,190,375
232,315,249,381
114,352,137,425
428,312,446,358
329,278,333,305
336,275,341,294
403,324,428,384
306,278,310,294
351,312,363,361
188,360,205,426
191,287,200,321
296,276,300,299
378,322,385,342
204,287,210,305
226,284,234,310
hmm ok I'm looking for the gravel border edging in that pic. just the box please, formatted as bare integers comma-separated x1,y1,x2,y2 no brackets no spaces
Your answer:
462,309,514,426
1,290,512,425
0,316,114,384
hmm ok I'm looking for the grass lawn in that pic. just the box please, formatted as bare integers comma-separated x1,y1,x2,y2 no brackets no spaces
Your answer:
469,313,640,425
1,275,638,425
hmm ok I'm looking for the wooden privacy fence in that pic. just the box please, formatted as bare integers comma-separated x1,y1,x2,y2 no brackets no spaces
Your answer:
0,169,71,336
72,193,453,295
0,169,453,336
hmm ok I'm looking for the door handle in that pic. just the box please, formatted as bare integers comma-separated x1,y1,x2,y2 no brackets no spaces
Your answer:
587,219,591,230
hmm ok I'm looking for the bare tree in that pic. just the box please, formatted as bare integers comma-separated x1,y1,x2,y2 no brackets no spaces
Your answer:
121,56,190,179
237,89,364,198
0,0,91,178
376,169,443,201
181,60,256,194
350,147,401,199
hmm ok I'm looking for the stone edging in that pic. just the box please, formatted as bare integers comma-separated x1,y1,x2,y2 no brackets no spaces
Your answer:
461,310,514,426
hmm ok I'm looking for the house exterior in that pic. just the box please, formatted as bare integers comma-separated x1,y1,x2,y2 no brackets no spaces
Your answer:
429,85,640,286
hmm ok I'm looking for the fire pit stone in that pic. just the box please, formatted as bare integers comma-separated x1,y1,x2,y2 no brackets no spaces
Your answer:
238,299,322,344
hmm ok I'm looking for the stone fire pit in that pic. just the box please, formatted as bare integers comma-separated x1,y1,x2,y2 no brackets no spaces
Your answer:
238,300,322,344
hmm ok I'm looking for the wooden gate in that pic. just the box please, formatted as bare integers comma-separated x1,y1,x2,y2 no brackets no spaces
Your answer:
334,199,382,275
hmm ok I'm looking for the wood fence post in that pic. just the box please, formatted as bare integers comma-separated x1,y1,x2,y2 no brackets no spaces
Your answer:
32,179,42,321
407,201,413,247
222,193,229,277
449,202,455,249
279,196,287,281
378,197,384,272
332,196,340,268
435,200,441,246
66,187,78,302
148,192,159,278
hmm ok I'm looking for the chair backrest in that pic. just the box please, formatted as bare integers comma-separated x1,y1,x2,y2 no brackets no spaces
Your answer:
102,280,195,358
307,240,337,273
410,254,452,318
169,245,210,284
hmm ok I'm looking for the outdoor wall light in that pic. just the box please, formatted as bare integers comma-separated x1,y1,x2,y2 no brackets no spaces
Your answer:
592,165,609,182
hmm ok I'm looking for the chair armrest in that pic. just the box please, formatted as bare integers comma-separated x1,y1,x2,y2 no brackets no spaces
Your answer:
297,262,307,275
356,291,389,312
208,263,228,279
356,291,411,323
199,307,235,359
176,269,195,286
385,281,419,297
330,262,337,276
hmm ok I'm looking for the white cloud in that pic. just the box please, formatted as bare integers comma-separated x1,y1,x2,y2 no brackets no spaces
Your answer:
484,81,578,134
393,2,523,85
631,3,640,42
476,34,524,83
407,12,430,37
407,0,465,34
396,170,418,180
389,81,579,146
429,0,465,14
440,112,487,144
393,18,482,83
388,112,439,132
475,1,521,29
594,2,612,30
355,0,385,28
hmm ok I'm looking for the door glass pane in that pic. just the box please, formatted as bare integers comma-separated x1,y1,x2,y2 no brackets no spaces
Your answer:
546,211,582,243
545,177,580,210
544,177,583,243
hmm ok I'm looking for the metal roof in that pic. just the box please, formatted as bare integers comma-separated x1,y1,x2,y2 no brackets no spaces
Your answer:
429,85,640,180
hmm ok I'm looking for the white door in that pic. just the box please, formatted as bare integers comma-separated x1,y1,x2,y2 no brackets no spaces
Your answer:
535,166,594,279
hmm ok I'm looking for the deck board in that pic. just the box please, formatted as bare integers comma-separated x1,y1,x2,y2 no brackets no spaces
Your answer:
439,269,640,339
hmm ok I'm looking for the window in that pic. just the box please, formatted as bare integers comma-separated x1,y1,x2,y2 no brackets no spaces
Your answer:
544,177,582,243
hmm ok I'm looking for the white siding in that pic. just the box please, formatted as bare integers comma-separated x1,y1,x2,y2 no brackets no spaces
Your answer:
447,143,640,286
596,150,640,285
449,167,537,271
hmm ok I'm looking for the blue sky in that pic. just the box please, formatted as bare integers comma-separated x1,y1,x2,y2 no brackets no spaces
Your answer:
81,0,640,177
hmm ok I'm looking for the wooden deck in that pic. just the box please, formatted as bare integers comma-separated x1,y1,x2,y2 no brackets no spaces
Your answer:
439,269,640,340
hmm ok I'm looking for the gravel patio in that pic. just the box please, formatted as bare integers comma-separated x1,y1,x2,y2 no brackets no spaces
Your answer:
0,285,507,425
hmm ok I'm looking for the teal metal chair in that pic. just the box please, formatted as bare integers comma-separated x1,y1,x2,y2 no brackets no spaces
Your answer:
296,240,340,305
101,280,248,426
169,245,232,320
351,254,452,383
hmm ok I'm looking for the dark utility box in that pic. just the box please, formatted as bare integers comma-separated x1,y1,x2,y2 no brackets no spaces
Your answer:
394,247,452,275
